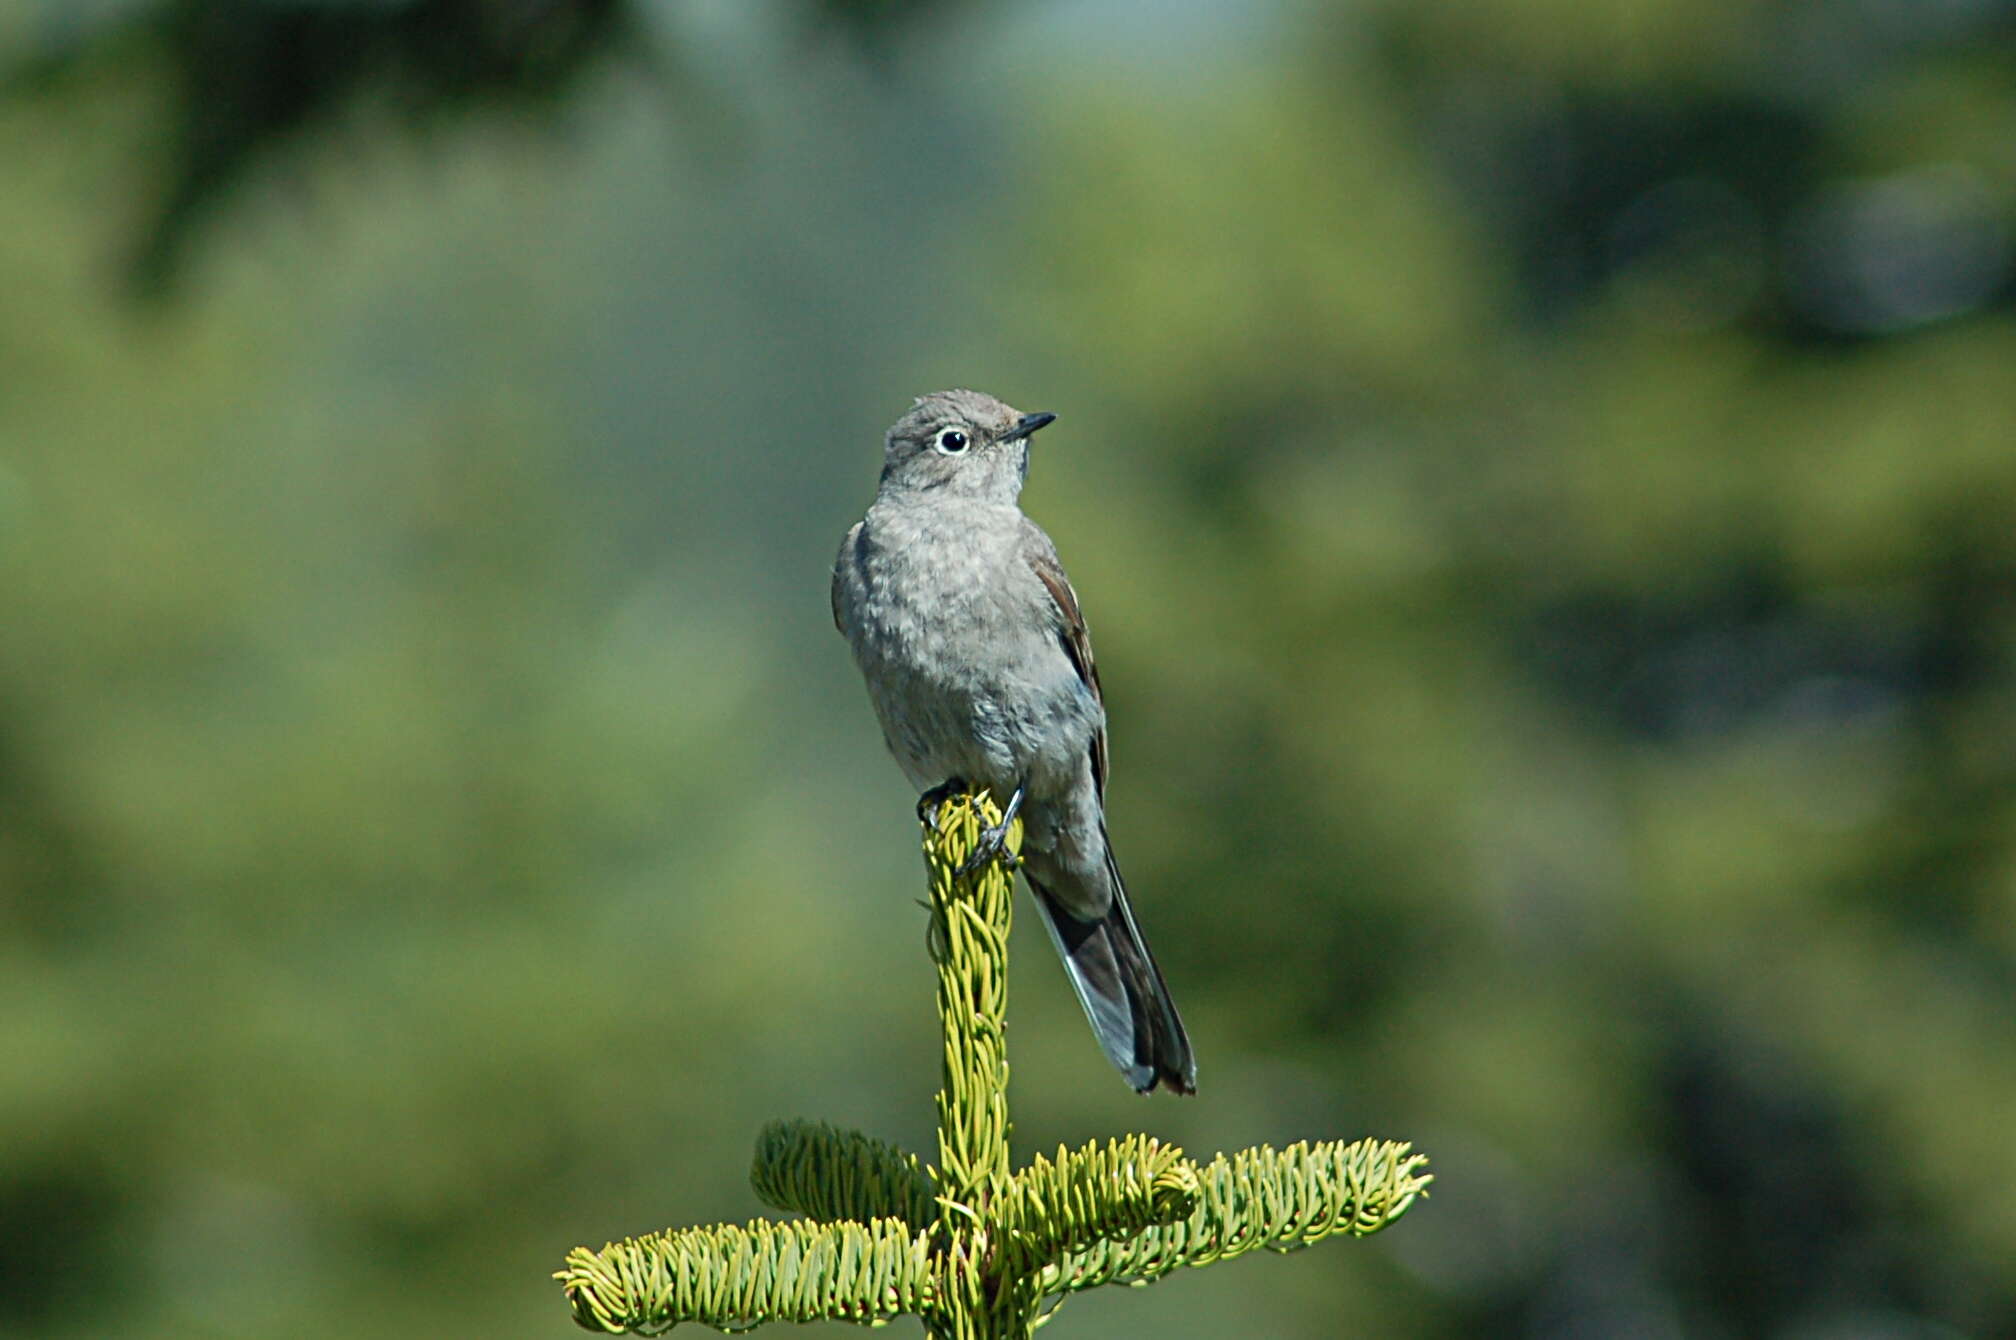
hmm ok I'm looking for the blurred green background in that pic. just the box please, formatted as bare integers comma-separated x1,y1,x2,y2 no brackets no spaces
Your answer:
5,1,2016,1336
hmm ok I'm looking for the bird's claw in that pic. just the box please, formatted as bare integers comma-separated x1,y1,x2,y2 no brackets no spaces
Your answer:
916,778,968,832
958,780,1025,874
917,778,1023,872
959,821,1021,875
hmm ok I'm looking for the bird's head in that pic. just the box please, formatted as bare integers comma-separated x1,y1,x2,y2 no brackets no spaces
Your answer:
879,388,1056,504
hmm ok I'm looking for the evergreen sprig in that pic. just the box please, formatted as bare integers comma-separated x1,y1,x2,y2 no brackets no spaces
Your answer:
558,792,1430,1337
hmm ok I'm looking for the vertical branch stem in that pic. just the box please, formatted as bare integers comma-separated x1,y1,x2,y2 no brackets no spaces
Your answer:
926,792,1019,1206
922,791,1030,1339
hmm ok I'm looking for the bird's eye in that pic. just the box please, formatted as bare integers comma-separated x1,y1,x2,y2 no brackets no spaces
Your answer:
934,429,969,455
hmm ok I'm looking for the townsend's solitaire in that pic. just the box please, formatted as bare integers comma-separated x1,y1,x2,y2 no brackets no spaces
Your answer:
832,389,1195,1094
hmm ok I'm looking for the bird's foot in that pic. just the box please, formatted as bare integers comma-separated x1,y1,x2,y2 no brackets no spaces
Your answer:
959,824,1021,874
958,782,1025,875
916,778,968,832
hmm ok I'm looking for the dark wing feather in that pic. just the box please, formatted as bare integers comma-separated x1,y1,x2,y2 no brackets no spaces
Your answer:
1026,543,1109,797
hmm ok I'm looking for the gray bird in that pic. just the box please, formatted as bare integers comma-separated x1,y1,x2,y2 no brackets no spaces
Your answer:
832,388,1195,1095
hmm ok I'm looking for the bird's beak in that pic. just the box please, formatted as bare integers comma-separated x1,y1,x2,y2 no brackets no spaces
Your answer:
1000,412,1057,443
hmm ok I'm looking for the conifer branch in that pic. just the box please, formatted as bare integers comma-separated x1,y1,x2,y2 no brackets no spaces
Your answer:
924,796,1019,1216
997,1136,1200,1265
558,788,1429,1337
557,1216,933,1334
750,1119,936,1229
1035,1137,1432,1297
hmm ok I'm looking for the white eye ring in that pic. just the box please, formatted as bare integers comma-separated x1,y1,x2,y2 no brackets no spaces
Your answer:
933,429,970,455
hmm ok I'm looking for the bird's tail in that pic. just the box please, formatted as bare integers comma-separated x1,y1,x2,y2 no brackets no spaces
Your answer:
1026,838,1195,1095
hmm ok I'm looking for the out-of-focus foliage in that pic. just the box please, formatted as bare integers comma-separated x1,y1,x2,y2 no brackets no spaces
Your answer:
3,0,2015,1337
7,0,961,294
979,4,2016,1333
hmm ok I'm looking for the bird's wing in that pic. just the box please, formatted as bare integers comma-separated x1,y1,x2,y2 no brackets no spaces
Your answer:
831,522,862,635
1025,531,1109,798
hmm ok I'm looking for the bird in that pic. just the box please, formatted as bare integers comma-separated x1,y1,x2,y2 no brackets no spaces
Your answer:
831,389,1195,1094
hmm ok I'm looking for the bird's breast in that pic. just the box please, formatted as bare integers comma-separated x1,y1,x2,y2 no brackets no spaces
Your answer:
841,504,1099,790
846,507,1027,677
